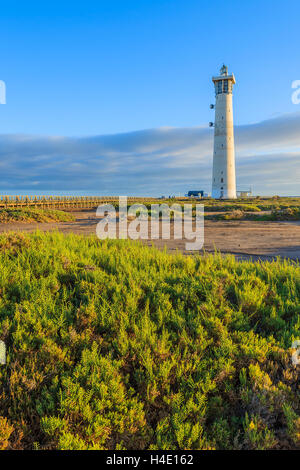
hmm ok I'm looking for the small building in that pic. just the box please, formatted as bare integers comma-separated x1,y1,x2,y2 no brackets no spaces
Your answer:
237,189,252,198
187,190,204,198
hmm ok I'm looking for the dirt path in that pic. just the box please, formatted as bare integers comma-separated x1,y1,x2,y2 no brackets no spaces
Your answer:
0,209,300,261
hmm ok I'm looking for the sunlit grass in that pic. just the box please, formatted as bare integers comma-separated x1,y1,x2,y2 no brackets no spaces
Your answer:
0,231,299,450
0,208,75,223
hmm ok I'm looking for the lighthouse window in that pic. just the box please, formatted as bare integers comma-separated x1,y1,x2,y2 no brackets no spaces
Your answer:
217,81,222,94
221,178,223,183
223,81,228,92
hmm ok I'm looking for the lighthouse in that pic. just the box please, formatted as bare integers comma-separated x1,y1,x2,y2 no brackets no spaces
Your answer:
211,65,237,199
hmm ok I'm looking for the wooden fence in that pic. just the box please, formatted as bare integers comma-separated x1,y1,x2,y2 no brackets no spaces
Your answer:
0,195,159,209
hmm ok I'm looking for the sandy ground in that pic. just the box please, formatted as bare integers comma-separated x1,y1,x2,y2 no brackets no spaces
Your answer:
1,209,300,261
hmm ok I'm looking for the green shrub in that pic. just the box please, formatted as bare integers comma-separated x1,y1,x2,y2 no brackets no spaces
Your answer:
0,232,299,450
223,210,245,220
270,207,300,221
0,417,14,450
0,208,75,223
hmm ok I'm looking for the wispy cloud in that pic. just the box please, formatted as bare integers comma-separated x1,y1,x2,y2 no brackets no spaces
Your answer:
0,112,300,195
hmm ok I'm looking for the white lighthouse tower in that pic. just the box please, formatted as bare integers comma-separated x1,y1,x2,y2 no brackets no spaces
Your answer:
211,65,237,199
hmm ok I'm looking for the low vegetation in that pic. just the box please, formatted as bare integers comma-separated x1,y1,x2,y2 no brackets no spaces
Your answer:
222,209,245,220
207,206,300,222
109,197,300,220
0,231,299,450
267,207,300,221
2,197,300,222
198,196,300,212
0,208,75,224
204,203,261,213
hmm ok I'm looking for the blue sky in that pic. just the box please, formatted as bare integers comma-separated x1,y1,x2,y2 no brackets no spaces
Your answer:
0,0,300,194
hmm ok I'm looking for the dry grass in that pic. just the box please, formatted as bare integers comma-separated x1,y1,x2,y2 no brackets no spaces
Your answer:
0,208,75,224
